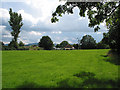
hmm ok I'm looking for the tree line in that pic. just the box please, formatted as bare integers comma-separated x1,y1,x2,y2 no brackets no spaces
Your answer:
0,34,109,50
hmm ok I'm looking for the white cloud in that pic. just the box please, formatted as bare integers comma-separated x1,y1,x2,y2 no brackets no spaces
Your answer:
78,17,86,20
0,25,7,30
0,8,9,18
96,32,102,34
29,31,42,36
3,42,9,44
51,31,62,34
2,34,12,38
18,10,40,25
84,34,86,36
0,25,12,43
24,0,64,23
0,25,12,38
0,8,9,22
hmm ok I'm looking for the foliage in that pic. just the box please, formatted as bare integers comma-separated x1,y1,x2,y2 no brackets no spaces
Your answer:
51,1,120,52
60,41,69,48
19,41,25,47
97,41,109,49
38,36,53,50
73,44,79,49
0,41,4,50
0,41,4,46
29,46,43,50
102,7,120,53
80,35,96,49
56,44,61,48
8,40,19,49
51,2,119,32
8,8,23,48
17,47,29,50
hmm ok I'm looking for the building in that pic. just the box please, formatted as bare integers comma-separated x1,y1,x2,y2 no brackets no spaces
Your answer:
64,45,74,50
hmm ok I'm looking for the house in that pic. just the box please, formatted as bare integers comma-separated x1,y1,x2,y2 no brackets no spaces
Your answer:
64,45,74,50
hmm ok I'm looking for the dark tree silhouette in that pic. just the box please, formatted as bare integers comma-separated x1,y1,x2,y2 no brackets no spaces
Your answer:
8,8,23,48
60,41,69,48
81,35,96,49
38,36,53,50
19,41,25,47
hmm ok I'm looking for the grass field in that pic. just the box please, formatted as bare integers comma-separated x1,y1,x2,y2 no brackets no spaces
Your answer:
2,49,119,88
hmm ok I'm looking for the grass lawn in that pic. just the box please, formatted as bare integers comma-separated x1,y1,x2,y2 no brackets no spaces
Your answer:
2,49,119,88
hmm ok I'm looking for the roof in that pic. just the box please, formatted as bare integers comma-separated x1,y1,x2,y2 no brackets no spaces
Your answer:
64,44,72,48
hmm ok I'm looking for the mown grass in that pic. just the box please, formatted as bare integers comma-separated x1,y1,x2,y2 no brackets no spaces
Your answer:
2,49,119,88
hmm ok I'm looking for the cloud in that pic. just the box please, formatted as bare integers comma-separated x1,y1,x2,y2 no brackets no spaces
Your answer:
96,32,102,34
0,8,10,25
78,17,86,20
24,0,62,22
18,9,40,25
29,31,42,36
0,25,7,30
0,25,11,37
51,31,62,34
0,8,9,19
0,25,12,43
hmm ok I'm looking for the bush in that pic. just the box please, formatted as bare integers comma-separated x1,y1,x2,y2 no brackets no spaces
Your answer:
2,46,16,50
17,47,29,50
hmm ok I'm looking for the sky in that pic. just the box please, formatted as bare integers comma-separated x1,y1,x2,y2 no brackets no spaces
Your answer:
0,0,108,45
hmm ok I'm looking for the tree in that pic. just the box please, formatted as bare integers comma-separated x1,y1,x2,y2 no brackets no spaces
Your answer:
56,44,61,48
106,6,120,53
51,2,119,31
73,44,79,49
81,35,96,49
19,41,24,47
38,36,53,50
0,42,4,46
60,41,69,48
8,8,23,49
0,42,4,50
97,41,109,49
8,39,19,49
51,1,120,53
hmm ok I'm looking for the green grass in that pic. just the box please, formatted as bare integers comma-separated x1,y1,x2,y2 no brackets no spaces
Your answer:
2,49,119,88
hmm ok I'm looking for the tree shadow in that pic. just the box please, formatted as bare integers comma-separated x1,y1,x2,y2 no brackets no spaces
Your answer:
101,51,120,65
103,56,120,65
104,50,120,65
2,72,119,89
15,81,53,89
100,55,108,57
73,71,95,78
57,71,119,88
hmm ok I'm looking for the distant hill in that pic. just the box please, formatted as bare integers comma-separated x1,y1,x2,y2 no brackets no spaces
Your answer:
25,43,38,46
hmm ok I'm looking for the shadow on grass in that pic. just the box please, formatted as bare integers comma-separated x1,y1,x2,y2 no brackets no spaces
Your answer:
15,81,55,89
16,82,45,89
2,72,119,89
57,71,119,88
101,50,120,65
104,56,120,65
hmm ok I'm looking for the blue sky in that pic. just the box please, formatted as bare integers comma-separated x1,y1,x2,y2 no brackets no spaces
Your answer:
0,0,108,44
